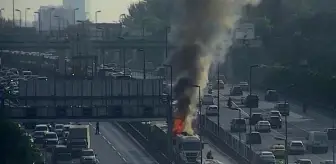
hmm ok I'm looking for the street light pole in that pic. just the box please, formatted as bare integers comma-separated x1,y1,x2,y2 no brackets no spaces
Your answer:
333,105,335,164
283,84,294,164
15,9,21,27
165,26,169,59
217,64,220,134
0,8,4,28
73,8,79,24
248,64,259,153
95,10,101,38
25,8,30,27
34,12,41,34
54,15,60,39
49,8,55,35
12,0,15,27
163,64,173,164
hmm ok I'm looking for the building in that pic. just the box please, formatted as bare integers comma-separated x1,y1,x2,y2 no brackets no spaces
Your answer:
35,6,73,32
63,0,89,22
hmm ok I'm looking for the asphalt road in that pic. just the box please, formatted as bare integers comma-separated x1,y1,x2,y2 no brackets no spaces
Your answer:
207,84,334,164
202,137,238,164
89,122,157,164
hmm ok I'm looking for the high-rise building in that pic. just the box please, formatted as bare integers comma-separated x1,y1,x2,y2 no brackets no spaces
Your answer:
35,6,73,32
63,0,89,22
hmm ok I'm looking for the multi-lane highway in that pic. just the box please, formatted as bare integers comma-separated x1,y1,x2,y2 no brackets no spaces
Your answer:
207,84,334,163
89,122,157,164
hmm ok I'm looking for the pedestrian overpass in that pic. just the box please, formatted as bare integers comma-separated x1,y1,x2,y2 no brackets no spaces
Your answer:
1,76,171,122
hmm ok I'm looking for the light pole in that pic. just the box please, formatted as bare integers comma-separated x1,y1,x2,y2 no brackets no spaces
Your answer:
49,7,55,35
34,11,41,33
15,9,21,27
137,48,146,79
119,14,126,37
0,8,4,28
284,84,294,164
190,84,202,164
12,0,15,27
248,64,259,152
163,64,173,164
165,26,170,59
217,64,220,134
73,8,79,24
95,10,101,38
24,8,30,27
54,15,60,39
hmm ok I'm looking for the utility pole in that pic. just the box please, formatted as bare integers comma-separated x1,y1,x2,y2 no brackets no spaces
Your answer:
217,64,220,134
49,7,55,35
15,9,21,27
12,0,15,27
25,8,30,27
73,8,79,24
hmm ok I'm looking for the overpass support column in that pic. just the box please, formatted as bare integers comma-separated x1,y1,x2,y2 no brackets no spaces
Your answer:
57,50,67,75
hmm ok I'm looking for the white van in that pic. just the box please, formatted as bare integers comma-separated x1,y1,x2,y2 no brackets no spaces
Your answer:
306,131,328,153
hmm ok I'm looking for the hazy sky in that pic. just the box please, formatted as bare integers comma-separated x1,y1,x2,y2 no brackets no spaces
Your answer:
1,0,140,23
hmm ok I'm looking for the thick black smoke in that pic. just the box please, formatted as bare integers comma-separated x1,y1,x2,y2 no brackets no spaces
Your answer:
167,0,261,134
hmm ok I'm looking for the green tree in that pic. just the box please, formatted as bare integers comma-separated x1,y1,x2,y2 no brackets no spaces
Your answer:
0,120,37,164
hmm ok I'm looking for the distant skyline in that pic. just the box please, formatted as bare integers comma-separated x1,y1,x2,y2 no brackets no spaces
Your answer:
0,0,140,23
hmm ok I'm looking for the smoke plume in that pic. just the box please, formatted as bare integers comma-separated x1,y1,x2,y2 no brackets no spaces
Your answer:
168,0,260,135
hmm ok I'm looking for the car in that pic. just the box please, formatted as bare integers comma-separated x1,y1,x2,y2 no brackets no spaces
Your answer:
241,94,259,108
202,94,214,105
249,113,263,125
306,131,328,153
270,144,285,158
288,140,305,155
80,149,98,164
274,102,289,116
206,105,218,116
239,82,249,91
44,132,59,150
213,80,225,89
33,131,46,148
265,90,279,101
255,121,271,133
230,86,243,96
268,116,282,129
54,124,64,136
246,132,261,144
269,110,281,118
258,151,276,164
295,159,312,164
34,124,49,132
230,118,246,132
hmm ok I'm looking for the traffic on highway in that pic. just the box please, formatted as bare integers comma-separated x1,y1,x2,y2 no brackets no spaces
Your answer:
204,81,335,164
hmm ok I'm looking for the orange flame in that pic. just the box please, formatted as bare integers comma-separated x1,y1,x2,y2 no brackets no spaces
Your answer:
173,118,184,135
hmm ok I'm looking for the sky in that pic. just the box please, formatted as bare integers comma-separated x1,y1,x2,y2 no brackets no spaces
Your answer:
0,0,140,23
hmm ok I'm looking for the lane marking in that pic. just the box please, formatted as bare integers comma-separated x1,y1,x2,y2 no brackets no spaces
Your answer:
88,123,128,163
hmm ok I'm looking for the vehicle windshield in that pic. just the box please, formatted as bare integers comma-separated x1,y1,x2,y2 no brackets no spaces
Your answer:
57,153,72,161
82,150,94,156
299,161,312,164
261,155,275,161
235,119,245,125
35,126,48,131
182,142,201,151
208,106,218,110
45,133,57,139
278,104,289,108
291,142,303,146
34,132,45,137
315,133,328,141
71,140,87,145
55,125,64,129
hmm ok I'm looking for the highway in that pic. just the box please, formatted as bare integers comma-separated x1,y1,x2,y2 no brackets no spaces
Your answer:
202,137,237,164
207,84,334,163
89,122,157,164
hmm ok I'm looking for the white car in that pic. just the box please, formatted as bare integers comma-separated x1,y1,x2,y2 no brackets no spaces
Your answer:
295,159,312,164
289,140,305,155
269,110,281,118
34,124,49,132
255,121,271,132
206,105,218,116
44,132,59,149
80,149,98,164
258,151,276,164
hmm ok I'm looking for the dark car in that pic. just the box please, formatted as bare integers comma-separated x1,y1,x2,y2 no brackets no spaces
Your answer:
246,132,262,144
230,86,243,96
265,90,279,102
250,113,263,125
230,118,247,132
269,116,282,129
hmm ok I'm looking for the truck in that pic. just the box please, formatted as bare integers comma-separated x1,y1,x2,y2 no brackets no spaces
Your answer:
67,125,90,156
148,121,203,164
